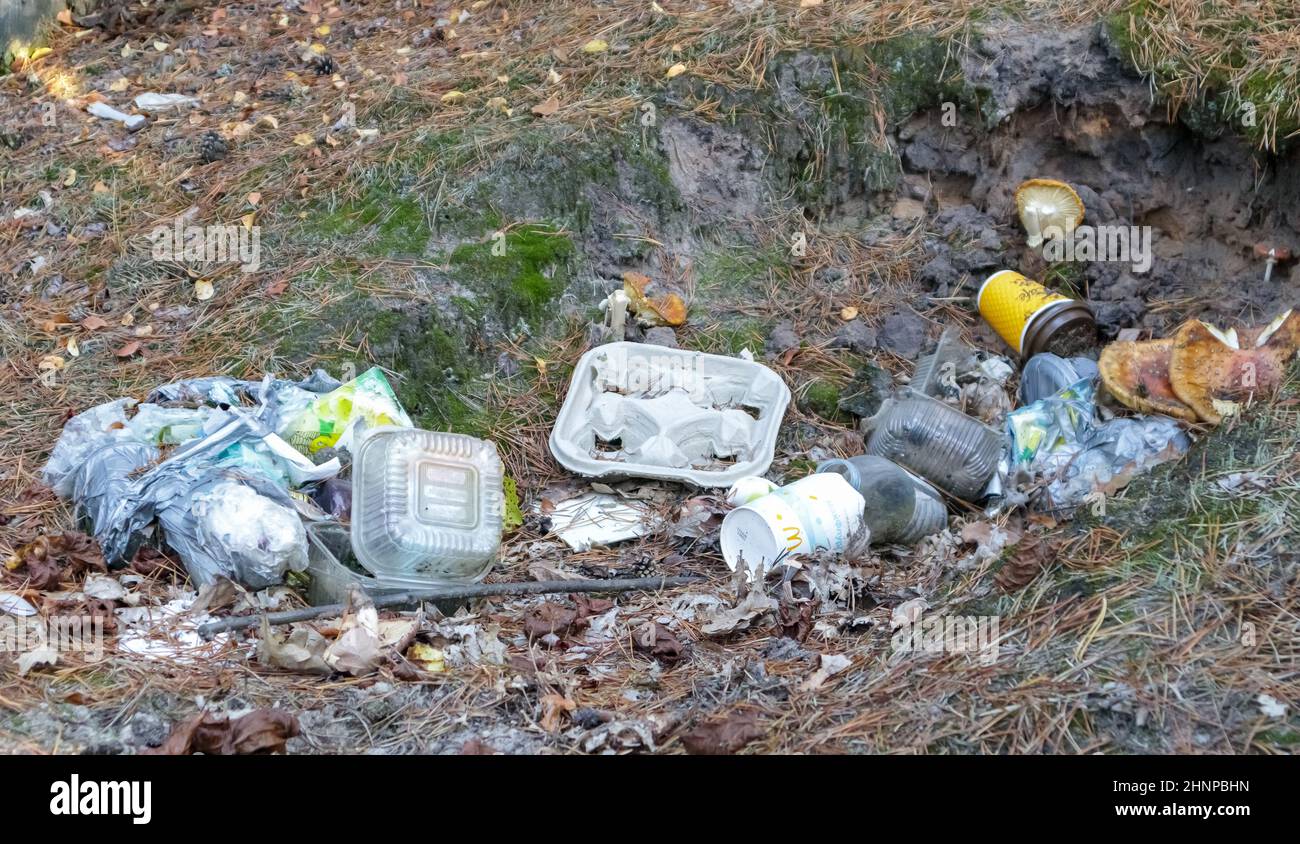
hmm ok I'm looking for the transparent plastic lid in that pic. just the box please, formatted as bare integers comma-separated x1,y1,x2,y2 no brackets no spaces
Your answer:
350,426,503,582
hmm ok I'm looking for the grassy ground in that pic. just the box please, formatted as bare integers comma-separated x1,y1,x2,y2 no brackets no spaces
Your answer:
1,1,1297,753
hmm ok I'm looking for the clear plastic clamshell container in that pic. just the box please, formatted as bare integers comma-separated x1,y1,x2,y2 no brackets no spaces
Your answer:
350,426,503,583
305,520,412,605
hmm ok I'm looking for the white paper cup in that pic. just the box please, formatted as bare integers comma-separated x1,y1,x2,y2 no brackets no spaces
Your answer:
720,474,865,576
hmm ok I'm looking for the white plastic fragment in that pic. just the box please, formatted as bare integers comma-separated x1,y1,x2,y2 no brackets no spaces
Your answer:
133,92,200,111
116,595,236,663
603,289,631,339
86,101,147,130
0,592,38,617
82,575,129,601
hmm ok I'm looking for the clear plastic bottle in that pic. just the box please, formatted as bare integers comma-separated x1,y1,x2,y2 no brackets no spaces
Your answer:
816,455,947,545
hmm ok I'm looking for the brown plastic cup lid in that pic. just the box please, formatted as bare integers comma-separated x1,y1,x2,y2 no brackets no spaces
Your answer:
1022,299,1096,359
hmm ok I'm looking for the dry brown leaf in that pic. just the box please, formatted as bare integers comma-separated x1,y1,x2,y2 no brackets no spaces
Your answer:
523,601,580,638
539,694,576,732
681,710,765,755
634,621,688,663
531,96,560,117
147,709,300,755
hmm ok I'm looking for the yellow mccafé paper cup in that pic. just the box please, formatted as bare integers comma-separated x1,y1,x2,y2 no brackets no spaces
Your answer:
977,270,1070,355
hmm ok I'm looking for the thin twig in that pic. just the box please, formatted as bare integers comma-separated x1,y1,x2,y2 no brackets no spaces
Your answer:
197,575,706,638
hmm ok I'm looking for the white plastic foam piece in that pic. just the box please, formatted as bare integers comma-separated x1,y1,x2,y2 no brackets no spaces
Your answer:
549,342,791,487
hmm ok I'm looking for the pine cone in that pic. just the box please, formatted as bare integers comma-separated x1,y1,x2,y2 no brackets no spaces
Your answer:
198,131,229,163
577,555,656,580
994,533,1059,593
308,53,337,76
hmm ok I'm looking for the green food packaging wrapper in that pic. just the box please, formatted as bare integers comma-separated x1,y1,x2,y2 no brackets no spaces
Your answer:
279,367,412,455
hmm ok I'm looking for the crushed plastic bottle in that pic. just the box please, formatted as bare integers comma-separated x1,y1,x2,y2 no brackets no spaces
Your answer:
863,390,1007,500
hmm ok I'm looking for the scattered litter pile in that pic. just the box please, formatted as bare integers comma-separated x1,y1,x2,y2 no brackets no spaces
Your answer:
5,129,1299,754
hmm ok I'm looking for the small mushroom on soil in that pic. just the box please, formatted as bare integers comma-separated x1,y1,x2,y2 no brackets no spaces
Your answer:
1015,178,1084,248
1253,242,1293,283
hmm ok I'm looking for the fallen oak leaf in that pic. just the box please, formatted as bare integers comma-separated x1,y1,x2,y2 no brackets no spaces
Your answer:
323,588,382,675
6,531,107,590
700,588,778,637
257,616,330,674
572,593,614,618
523,601,581,638
633,621,688,664
777,598,818,643
800,652,852,692
80,315,108,331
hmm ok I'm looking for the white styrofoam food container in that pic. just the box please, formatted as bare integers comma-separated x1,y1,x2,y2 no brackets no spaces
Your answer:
350,426,503,582
549,342,791,487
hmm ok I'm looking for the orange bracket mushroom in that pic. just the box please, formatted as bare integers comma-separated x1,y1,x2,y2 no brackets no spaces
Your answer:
1168,310,1300,424
1099,338,1199,422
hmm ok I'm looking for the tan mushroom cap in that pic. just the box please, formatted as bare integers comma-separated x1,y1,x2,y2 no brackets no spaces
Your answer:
1014,179,1085,248
1099,338,1198,422
1168,310,1300,424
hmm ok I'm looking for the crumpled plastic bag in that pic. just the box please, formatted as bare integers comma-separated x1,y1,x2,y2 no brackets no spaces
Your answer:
148,369,342,434
1007,378,1190,511
156,472,308,589
69,441,161,561
43,398,137,497
41,370,366,589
